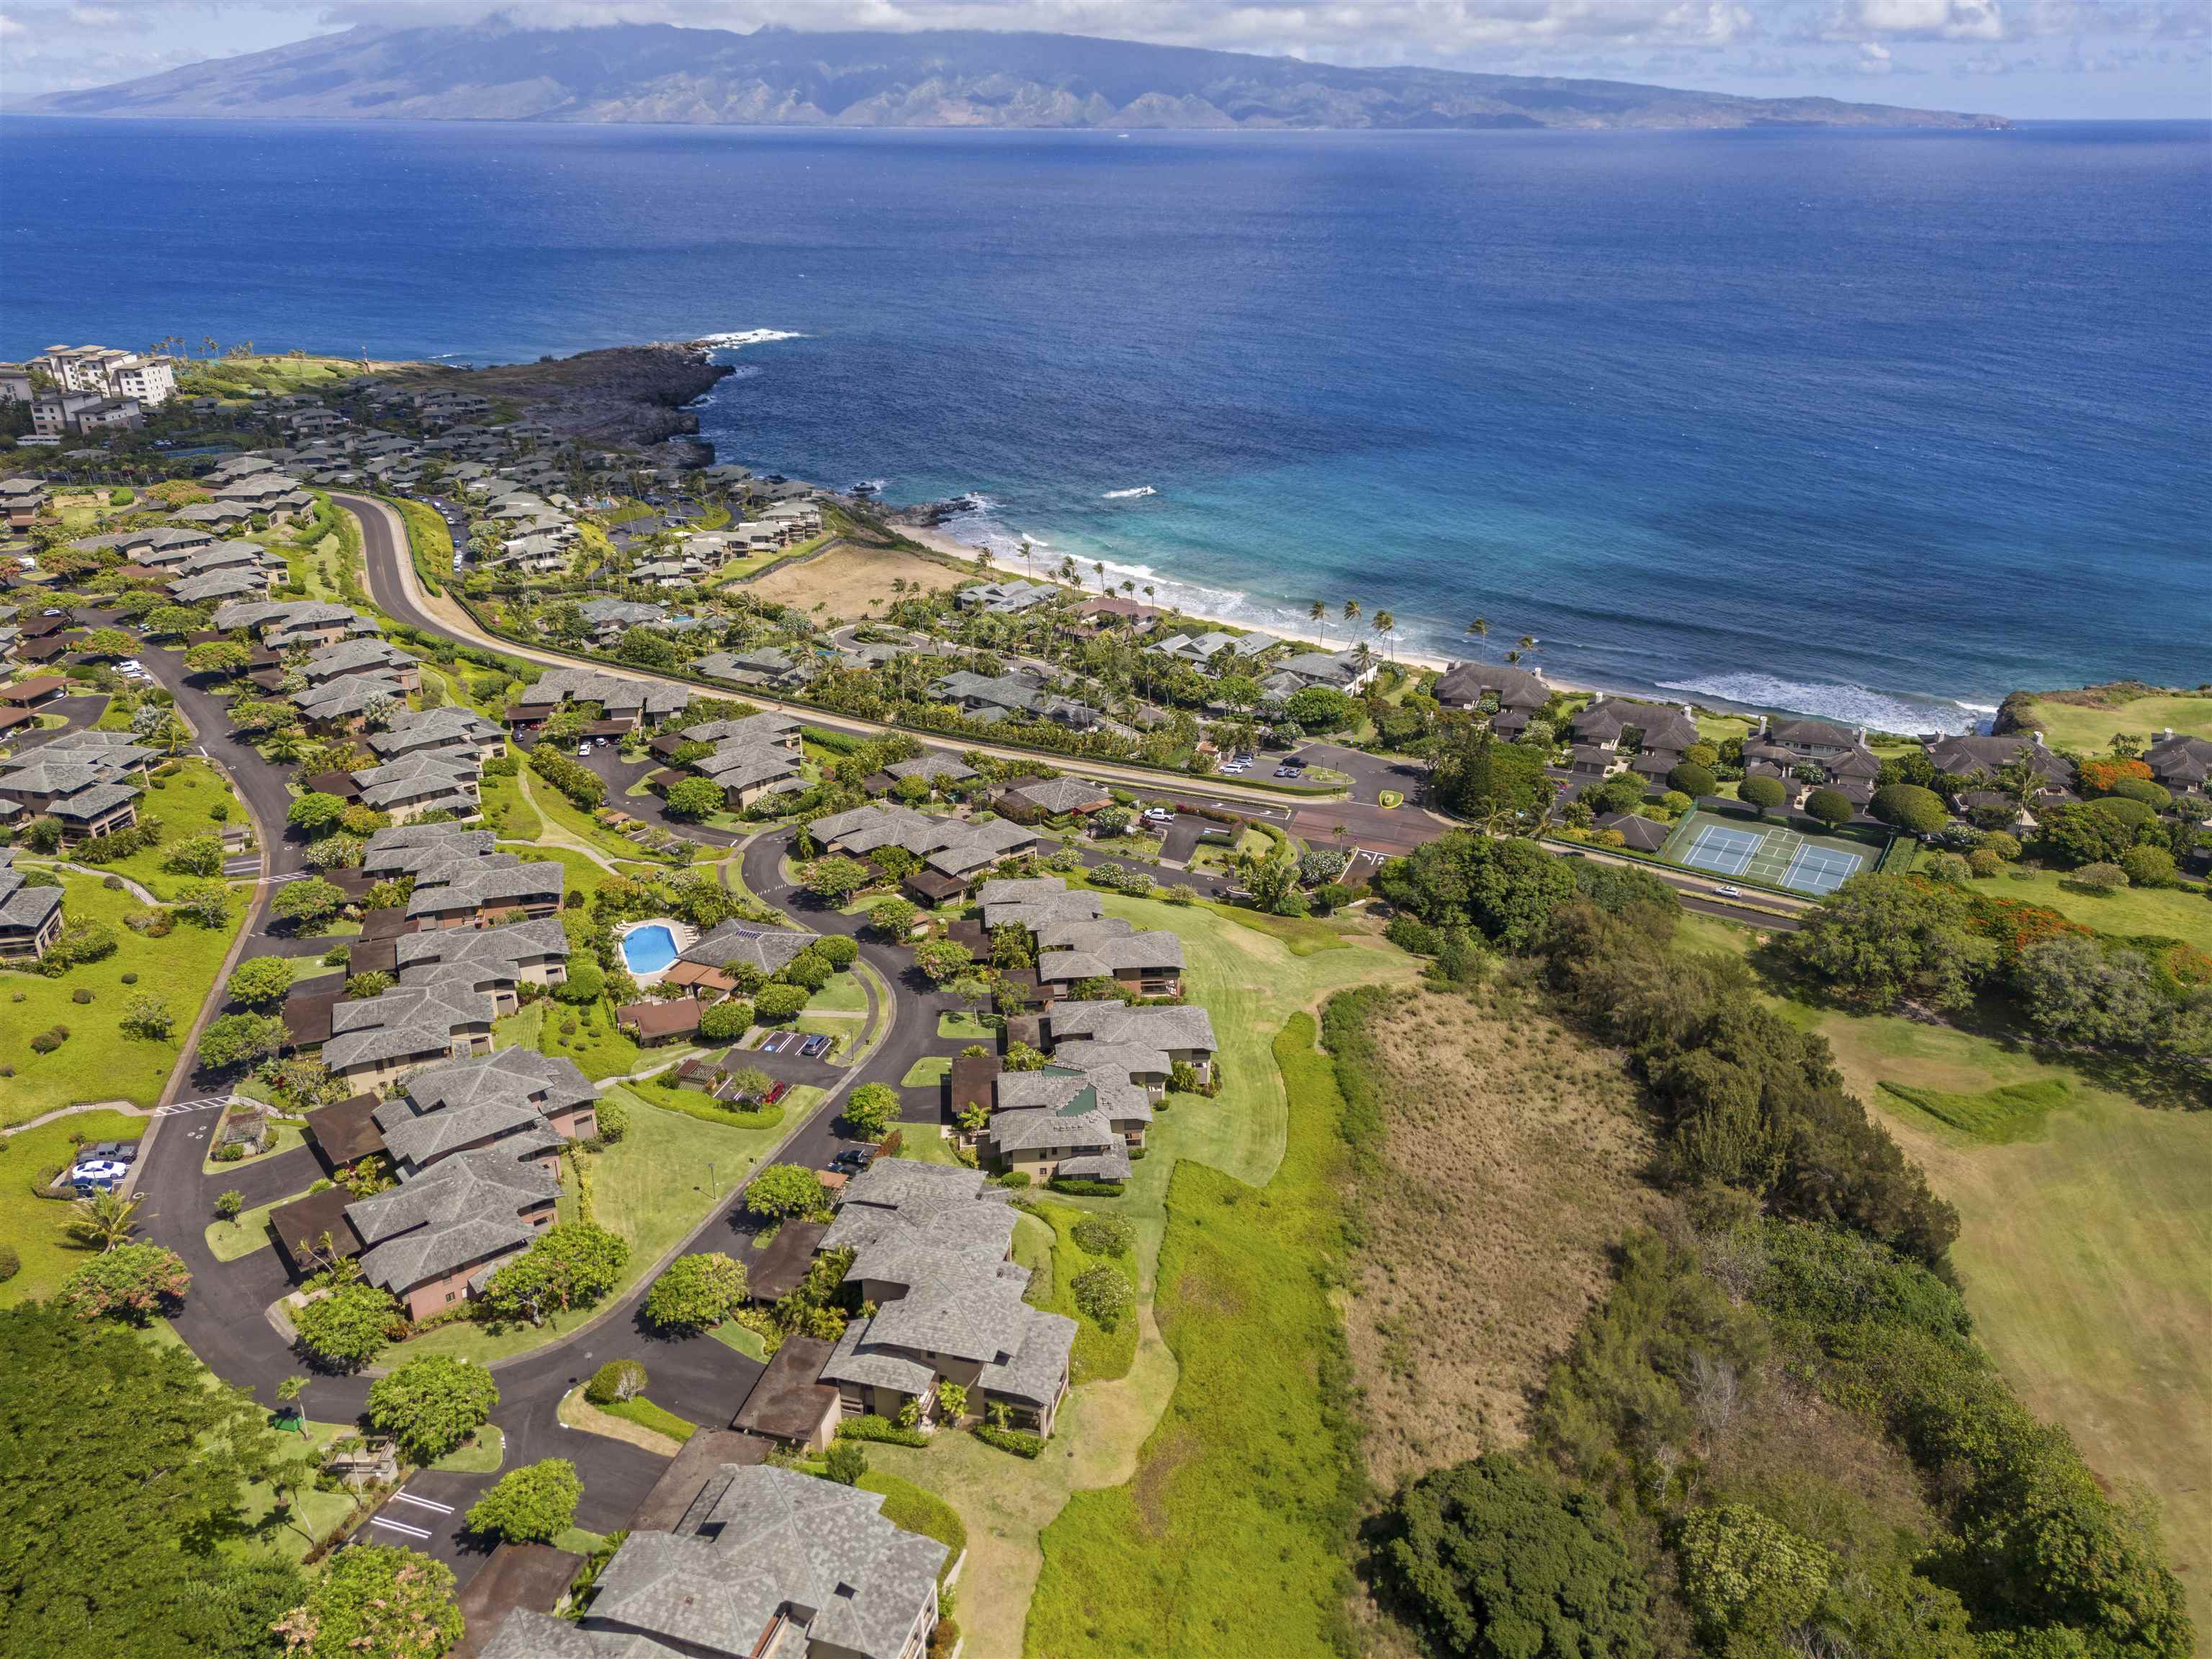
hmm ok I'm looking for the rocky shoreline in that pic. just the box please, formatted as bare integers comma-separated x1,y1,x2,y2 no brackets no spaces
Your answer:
385,342,730,453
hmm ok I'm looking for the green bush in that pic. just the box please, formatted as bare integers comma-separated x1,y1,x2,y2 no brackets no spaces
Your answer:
836,1413,930,1448
0,1244,19,1283
1385,914,1443,955
816,933,859,969
592,1097,628,1143
752,983,809,1022
585,1359,647,1406
1070,1213,1134,1258
1071,1264,1133,1332
824,1440,868,1486
973,1424,1046,1459
1048,1177,1124,1197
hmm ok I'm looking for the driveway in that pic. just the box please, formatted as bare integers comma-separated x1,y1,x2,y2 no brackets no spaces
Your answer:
1290,740,1424,807
7,692,110,745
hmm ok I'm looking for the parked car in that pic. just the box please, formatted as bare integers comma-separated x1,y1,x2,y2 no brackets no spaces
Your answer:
763,1080,791,1104
832,1146,876,1173
576,745,591,759
68,1159,129,1192
801,1034,832,1059
1142,806,1176,824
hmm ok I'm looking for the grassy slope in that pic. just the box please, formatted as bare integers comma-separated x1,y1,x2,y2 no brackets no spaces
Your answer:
1972,861,2212,955
1022,1200,1141,1385
2013,693,2212,755
0,1111,148,1306
0,875,246,1127
84,759,246,900
1028,1015,1359,1659
863,896,1416,1659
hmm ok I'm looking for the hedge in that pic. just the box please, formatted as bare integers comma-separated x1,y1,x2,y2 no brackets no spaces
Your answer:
836,1413,931,1448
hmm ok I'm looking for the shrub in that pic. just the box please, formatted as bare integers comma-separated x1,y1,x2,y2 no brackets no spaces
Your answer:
2070,861,2129,893
752,983,809,1022
0,1244,18,1283
1071,1264,1133,1331
997,1171,1032,1189
30,1028,67,1055
816,933,859,969
593,1096,628,1143
824,1441,868,1486
1668,761,1717,798
1966,848,2002,878
1071,1213,1135,1257
973,1424,1046,1459
70,987,91,1006
366,1355,500,1463
836,1413,930,1448
585,1359,648,1406
466,1459,582,1545
1385,914,1442,955
61,1244,192,1324
698,999,753,1041
2120,845,2177,889
1048,1177,1125,1197
214,1190,244,1220
1871,783,1949,835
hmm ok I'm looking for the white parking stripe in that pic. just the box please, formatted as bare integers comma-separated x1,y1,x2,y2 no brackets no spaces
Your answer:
371,1516,433,1539
392,1491,456,1514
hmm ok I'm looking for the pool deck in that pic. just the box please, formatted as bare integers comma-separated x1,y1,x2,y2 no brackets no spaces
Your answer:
615,916,697,987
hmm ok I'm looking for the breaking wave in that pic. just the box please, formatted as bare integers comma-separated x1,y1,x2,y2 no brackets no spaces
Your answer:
1655,673,1980,736
693,329,806,350
1102,485,1156,499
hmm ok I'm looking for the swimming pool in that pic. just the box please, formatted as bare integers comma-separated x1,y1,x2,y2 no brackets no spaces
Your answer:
620,924,679,976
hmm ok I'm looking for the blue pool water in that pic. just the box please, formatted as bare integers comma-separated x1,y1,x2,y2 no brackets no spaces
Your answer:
621,925,679,976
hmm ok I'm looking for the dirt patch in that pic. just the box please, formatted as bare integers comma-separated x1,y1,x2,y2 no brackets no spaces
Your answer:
746,537,963,620
1130,1426,1200,1539
1345,984,1668,1488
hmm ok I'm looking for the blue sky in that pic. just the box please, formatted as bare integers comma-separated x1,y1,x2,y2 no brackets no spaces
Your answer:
2,0,2208,118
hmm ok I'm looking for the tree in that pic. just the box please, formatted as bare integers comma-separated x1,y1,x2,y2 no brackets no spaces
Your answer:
465,1459,582,1545
61,1243,190,1323
585,1359,647,1404
285,792,348,836
817,933,859,969
643,1253,750,1333
1789,873,1996,1011
365,1356,500,1464
225,955,297,1008
271,877,345,928
1668,761,1718,799
63,1181,145,1249
272,1544,462,1659
2120,845,2178,888
292,1283,400,1371
663,775,724,820
802,855,873,903
1739,775,1789,817
2013,935,2167,1052
197,1011,289,1071
76,627,140,660
169,881,233,928
1870,783,1949,837
1381,1454,1653,1659
162,833,224,877
214,1188,244,1220
913,937,974,984
1430,723,1552,824
843,1082,902,1140
753,981,809,1022
1803,786,1855,830
0,1303,310,1659
747,1163,826,1220
698,999,754,1041
1471,837,1578,950
1676,1503,1835,1651
274,1374,310,1436
824,1439,868,1486
1071,1264,1133,1332
481,1223,629,1323
1588,771,1647,818
1283,685,1354,732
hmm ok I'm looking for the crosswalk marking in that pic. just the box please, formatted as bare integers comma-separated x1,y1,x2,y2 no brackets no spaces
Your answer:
371,1516,433,1539
159,1098,231,1115
392,1491,455,1515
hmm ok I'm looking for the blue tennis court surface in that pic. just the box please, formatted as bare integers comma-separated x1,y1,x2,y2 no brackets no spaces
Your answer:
1781,842,1864,894
1679,823,1762,876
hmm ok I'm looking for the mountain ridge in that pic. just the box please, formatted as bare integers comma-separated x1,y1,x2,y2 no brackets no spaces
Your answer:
22,20,2012,132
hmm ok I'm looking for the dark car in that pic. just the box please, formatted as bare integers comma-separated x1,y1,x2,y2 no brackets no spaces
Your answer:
763,1080,791,1105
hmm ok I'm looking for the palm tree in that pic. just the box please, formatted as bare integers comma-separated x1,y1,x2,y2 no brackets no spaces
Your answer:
1092,561,1107,592
67,1189,145,1251
1518,635,1539,658
1343,599,1362,629
1465,616,1489,660
275,1375,310,1437
1143,585,1155,608
1309,600,1327,648
1353,641,1375,675
1373,610,1395,660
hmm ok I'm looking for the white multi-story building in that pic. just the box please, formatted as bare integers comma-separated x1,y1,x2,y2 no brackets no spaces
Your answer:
33,346,175,408
0,364,34,405
111,358,175,406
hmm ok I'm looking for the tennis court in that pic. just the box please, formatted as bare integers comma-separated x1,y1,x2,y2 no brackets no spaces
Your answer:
1660,809,1877,897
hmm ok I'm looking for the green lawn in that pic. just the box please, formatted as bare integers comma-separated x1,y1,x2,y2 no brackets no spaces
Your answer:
708,1319,768,1362
0,875,248,1127
499,991,647,1082
1197,899,1348,956
1971,860,2212,955
602,1395,697,1444
234,1416,369,1564
498,842,612,904
1028,1015,1362,1658
891,1128,965,1167
0,1111,146,1306
523,770,677,868
429,1424,505,1473
1786,999,2212,1630
479,767,543,840
859,1470,967,1580
204,1184,317,1262
938,1011,993,1042
900,1056,950,1090
793,1013,859,1061
812,968,869,1014
79,759,247,901
2011,692,2212,756
202,1118,305,1176
622,1069,786,1134
400,1098,782,1364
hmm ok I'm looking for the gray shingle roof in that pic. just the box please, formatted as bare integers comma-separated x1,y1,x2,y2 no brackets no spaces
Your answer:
680,919,820,976
1048,1001,1218,1054
345,1146,559,1293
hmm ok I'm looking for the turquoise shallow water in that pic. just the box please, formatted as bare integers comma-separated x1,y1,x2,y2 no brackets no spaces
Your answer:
6,116,2206,727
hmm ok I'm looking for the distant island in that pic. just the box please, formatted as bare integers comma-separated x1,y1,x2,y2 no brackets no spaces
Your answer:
22,19,2011,132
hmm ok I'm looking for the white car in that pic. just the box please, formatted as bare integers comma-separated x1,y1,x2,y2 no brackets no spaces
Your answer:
68,1159,130,1190
576,745,592,759
118,659,143,673
1142,806,1176,824
1713,884,1745,899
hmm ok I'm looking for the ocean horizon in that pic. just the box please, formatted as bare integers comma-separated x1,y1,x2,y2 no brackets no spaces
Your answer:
5,115,2206,732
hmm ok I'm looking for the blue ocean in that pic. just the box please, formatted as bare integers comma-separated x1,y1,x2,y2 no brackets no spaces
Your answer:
5,116,2206,727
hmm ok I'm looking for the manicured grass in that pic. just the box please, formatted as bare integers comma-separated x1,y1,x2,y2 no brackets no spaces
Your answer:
235,1416,367,1563
201,1117,305,1176
2012,692,2212,756
1022,1200,1141,1385
0,1110,146,1306
401,1099,780,1364
707,1319,768,1362
1972,860,2212,956
0,874,247,1127
478,767,541,839
938,1010,992,1042
523,769,677,868
78,758,246,901
1792,1002,2212,1629
812,968,869,1014
501,992,647,1082
1376,789,1404,809
554,1526,608,1557
1029,1015,1362,1658
203,1184,315,1262
858,1470,967,1579
429,1424,504,1473
793,1013,858,1061
602,1395,697,1444
1877,1079,2072,1146
496,841,611,904
890,1128,965,1167
1197,899,1346,956
900,1056,950,1090
620,1071,786,1134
